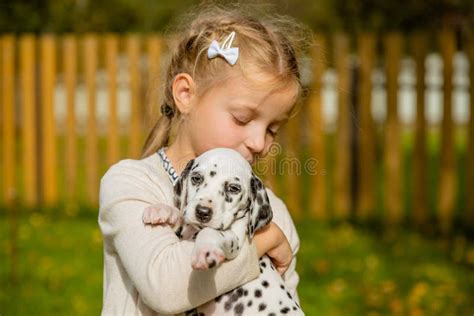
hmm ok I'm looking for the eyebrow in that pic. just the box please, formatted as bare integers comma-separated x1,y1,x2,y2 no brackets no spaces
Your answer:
236,104,257,113
233,104,289,124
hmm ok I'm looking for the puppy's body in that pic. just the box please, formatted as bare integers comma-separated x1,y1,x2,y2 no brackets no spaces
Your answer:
144,148,304,315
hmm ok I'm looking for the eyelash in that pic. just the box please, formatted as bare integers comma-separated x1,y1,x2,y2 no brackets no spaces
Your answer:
233,116,278,137
267,129,278,137
233,116,248,126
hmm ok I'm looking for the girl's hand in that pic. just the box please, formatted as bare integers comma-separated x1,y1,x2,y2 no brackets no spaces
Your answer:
253,222,292,275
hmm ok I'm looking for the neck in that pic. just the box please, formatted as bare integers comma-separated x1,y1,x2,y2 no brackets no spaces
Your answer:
165,133,196,176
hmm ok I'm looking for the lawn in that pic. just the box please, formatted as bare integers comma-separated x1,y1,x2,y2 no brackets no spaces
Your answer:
1,209,472,315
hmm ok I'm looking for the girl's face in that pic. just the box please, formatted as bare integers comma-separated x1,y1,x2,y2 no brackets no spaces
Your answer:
185,72,298,165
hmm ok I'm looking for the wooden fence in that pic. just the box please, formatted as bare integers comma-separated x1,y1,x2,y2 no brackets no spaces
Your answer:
1,32,473,234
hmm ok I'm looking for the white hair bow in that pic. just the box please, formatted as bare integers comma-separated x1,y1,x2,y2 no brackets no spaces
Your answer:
207,31,239,66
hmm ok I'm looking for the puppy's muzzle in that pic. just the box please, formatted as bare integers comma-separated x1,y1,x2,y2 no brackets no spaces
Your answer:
195,205,213,223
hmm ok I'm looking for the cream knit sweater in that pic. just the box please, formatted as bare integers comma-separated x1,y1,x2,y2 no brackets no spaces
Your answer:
98,152,301,315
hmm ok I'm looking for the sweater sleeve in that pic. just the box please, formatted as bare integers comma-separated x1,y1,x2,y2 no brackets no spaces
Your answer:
98,160,261,314
265,187,301,304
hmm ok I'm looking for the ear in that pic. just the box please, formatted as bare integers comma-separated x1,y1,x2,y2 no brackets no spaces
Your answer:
173,159,195,211
247,173,273,238
172,73,196,115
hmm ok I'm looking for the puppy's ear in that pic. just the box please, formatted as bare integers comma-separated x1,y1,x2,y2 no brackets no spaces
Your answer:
173,159,195,211
247,173,273,238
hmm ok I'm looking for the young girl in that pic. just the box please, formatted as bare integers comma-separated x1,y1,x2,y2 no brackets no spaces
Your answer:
99,4,309,315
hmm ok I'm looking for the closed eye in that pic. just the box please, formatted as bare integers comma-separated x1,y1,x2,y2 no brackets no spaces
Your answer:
267,128,278,137
232,115,249,126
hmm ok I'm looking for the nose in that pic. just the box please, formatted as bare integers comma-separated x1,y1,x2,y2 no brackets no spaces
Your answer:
245,129,266,156
195,205,213,223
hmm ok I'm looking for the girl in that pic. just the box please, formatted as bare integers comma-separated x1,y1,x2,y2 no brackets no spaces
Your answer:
99,3,309,315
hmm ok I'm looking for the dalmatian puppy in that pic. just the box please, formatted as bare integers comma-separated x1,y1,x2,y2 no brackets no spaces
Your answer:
143,148,304,315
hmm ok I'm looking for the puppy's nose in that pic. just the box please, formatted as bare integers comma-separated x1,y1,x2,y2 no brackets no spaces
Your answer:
195,205,212,223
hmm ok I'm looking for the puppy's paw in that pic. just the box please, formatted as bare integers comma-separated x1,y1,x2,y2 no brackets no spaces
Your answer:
191,243,225,270
142,203,181,226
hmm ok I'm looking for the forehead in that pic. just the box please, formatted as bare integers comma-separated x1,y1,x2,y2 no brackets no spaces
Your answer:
192,156,252,180
212,71,298,118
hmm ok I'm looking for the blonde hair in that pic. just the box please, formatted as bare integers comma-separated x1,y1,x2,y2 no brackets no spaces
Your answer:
142,3,311,158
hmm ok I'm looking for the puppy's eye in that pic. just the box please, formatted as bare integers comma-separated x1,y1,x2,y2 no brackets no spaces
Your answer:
227,184,241,194
190,173,203,186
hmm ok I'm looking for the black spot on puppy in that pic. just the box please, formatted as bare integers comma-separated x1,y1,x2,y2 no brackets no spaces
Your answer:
262,280,269,288
234,303,244,314
258,303,266,311
254,289,262,298
258,204,271,221
230,292,239,302
250,177,258,198
281,307,290,314
210,170,216,177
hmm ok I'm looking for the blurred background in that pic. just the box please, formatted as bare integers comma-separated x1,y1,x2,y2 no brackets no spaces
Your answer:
1,0,474,315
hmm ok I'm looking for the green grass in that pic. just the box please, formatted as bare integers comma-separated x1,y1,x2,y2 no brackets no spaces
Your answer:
1,210,473,315
0,210,103,315
297,220,474,315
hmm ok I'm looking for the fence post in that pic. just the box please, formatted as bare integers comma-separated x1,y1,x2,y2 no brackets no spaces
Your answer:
40,34,58,205
261,143,278,194
384,32,403,226
333,33,351,220
467,33,474,227
1,35,16,205
20,35,38,206
64,34,78,204
127,34,142,159
84,34,99,205
284,105,302,219
438,30,456,235
411,32,428,228
146,34,162,135
2,36,20,288
356,32,376,221
105,34,119,166
0,37,2,204
308,33,327,220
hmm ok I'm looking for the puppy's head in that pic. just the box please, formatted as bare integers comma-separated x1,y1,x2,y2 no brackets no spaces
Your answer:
173,148,272,235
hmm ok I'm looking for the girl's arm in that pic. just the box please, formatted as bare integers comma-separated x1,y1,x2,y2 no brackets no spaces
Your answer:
99,161,262,314
254,222,293,274
264,187,302,303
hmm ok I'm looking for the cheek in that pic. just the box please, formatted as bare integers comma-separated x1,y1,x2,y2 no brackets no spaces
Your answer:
203,116,244,148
